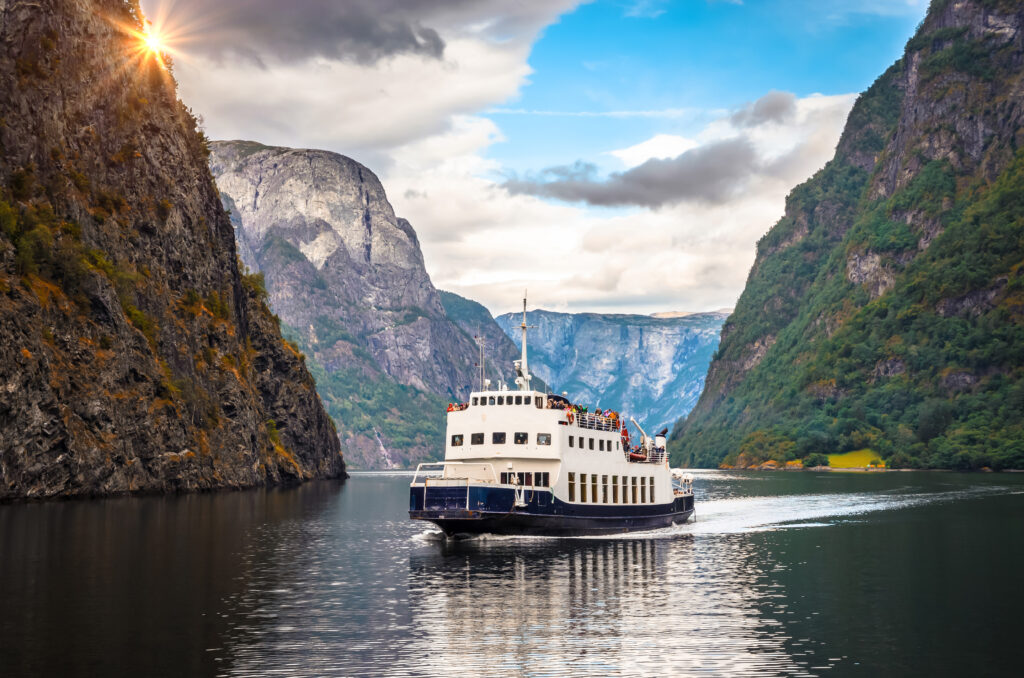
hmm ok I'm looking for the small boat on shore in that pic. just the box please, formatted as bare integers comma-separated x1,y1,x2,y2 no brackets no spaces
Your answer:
409,298,695,537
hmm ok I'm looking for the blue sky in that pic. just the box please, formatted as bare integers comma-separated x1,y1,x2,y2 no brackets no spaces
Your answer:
486,0,926,175
156,0,931,314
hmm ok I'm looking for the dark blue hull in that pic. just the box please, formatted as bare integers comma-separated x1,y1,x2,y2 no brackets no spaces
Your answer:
409,484,695,536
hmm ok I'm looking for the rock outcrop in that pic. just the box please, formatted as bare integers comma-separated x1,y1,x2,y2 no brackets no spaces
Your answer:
671,0,1024,471
495,309,727,432
210,142,518,469
0,0,345,499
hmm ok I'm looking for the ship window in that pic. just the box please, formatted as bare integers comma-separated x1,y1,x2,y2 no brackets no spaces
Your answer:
568,472,576,501
537,472,549,487
581,474,587,503
632,477,638,504
514,432,528,444
479,398,486,407
471,433,484,445
497,396,504,405
537,433,551,445
507,398,514,406
524,472,533,486
489,396,496,405
451,434,463,447
591,475,598,503
535,397,544,409
492,432,506,444
641,479,647,504
612,476,619,503
515,395,522,405
621,476,628,504
649,477,655,503
500,472,508,484
524,396,531,405
569,436,574,448
472,397,479,406
602,475,608,503
589,438,594,451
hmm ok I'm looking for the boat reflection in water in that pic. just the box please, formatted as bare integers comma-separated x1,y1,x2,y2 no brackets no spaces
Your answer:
406,534,808,676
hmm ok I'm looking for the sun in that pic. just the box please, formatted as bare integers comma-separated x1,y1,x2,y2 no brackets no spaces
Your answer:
143,29,163,54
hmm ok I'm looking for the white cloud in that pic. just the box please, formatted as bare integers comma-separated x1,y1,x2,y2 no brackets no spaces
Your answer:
608,134,699,168
152,0,859,316
386,92,857,315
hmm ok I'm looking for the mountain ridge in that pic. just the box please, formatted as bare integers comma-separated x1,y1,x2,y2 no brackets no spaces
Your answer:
0,0,345,499
671,0,1024,471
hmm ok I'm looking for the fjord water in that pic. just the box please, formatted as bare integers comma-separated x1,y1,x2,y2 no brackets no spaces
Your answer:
2,472,1021,677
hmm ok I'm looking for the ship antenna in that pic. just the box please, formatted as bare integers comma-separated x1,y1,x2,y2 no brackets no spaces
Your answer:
474,335,486,391
515,290,537,392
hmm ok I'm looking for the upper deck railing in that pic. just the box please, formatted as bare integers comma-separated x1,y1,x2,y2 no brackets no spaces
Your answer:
572,412,619,432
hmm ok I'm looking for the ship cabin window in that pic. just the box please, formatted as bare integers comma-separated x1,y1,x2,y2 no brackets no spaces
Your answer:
649,477,655,503
524,396,531,405
632,477,638,504
500,472,508,484
591,475,598,503
537,433,552,445
515,395,522,405
580,474,588,502
589,438,594,451
569,436,574,448
514,432,528,444
536,472,549,487
535,396,544,409
507,398,514,406
489,396,496,405
471,433,484,445
621,476,628,504
612,475,619,503
493,432,506,444
640,478,647,504
602,475,608,503
568,472,576,501
472,397,479,406
451,434,463,447
519,472,531,486
615,440,619,451
497,396,504,405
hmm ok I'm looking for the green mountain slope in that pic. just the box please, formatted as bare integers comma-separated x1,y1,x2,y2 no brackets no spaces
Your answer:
671,0,1024,471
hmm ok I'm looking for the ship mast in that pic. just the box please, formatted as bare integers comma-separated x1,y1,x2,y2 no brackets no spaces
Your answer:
515,292,535,392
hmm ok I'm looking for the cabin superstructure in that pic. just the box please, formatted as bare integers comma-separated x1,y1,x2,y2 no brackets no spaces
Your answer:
409,297,694,536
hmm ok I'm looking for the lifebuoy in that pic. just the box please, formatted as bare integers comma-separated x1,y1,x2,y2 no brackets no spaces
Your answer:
567,411,574,424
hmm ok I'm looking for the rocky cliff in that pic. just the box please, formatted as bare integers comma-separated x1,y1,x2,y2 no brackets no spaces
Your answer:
210,142,517,469
671,0,1024,470
0,0,345,499
495,309,727,432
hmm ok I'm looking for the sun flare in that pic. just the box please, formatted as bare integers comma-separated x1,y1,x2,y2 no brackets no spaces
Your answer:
143,30,163,54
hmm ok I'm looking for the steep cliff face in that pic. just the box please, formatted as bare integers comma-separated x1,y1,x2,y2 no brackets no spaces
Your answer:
495,310,727,431
210,142,514,469
0,0,345,499
672,0,1024,470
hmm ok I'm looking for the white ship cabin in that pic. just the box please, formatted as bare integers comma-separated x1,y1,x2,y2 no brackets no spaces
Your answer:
438,389,673,507
419,295,678,507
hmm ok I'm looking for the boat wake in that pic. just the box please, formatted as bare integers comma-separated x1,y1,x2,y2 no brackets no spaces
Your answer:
411,484,1012,543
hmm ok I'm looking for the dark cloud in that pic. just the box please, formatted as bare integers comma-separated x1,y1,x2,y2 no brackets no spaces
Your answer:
730,90,797,127
504,138,759,208
143,0,460,65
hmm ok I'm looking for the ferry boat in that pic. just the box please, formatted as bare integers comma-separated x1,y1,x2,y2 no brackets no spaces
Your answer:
409,299,695,537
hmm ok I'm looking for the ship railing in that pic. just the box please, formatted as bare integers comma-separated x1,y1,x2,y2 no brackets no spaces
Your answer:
411,461,499,485
623,448,667,464
573,412,619,432
412,462,500,512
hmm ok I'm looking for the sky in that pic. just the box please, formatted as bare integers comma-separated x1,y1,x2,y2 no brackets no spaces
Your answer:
139,0,929,316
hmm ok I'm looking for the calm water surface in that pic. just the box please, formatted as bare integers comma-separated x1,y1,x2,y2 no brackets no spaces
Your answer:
2,470,1022,677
